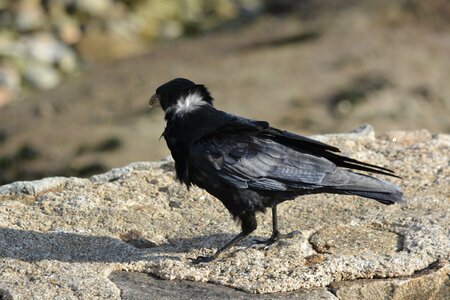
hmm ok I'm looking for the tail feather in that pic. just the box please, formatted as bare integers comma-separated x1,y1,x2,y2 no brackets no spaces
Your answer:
347,189,403,205
325,169,404,205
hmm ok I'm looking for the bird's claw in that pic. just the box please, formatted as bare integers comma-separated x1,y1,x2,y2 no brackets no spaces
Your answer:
284,230,302,239
251,240,280,250
252,230,302,249
189,255,215,264
253,236,279,247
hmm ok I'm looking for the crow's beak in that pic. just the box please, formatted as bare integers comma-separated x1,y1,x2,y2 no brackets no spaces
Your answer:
149,94,160,108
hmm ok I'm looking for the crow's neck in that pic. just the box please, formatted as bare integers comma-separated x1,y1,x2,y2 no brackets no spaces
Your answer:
163,105,228,185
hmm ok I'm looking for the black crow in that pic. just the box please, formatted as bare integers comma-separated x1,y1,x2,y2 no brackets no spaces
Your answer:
149,78,403,263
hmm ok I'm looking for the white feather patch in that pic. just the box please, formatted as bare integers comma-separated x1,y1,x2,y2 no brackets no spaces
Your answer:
172,93,207,114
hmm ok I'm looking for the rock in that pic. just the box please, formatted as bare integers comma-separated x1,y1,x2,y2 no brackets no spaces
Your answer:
330,259,449,300
0,176,86,196
213,0,240,19
0,32,20,58
381,129,433,147
74,0,113,17
89,161,160,183
132,0,180,40
22,61,61,89
14,0,46,32
22,33,74,66
159,20,184,39
76,26,144,62
309,225,402,256
54,17,82,45
17,33,78,83
0,63,20,106
110,272,337,299
0,64,21,92
311,124,376,143
0,130,448,298
57,47,78,73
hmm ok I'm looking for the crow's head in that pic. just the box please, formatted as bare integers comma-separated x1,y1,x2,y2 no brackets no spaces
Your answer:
149,78,214,114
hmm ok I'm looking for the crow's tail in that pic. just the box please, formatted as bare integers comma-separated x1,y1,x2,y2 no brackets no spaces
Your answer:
346,189,403,205
325,170,404,205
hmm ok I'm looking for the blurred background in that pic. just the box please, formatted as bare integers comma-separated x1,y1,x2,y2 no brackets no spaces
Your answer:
0,0,449,185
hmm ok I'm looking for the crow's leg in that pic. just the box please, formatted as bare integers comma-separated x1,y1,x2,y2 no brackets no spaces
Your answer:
191,212,256,264
254,204,297,247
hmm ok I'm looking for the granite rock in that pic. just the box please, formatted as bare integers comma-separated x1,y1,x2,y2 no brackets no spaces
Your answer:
330,259,449,300
0,128,448,298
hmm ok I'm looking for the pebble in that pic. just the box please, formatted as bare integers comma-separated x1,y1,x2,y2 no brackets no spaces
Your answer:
75,0,113,17
14,0,46,32
55,17,82,45
0,64,21,106
23,61,61,90
0,63,21,91
23,34,68,65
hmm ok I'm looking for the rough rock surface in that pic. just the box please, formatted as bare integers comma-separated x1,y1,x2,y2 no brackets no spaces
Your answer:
0,127,449,299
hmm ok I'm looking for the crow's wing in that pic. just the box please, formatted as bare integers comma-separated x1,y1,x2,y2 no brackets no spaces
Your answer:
212,113,397,178
263,128,398,177
264,127,340,152
190,132,338,191
215,114,338,152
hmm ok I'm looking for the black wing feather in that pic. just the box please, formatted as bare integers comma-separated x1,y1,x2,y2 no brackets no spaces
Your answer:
190,133,337,192
264,127,399,178
265,128,340,152
188,112,399,193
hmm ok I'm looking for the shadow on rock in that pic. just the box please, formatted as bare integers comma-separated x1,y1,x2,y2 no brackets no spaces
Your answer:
0,228,265,263
0,227,145,263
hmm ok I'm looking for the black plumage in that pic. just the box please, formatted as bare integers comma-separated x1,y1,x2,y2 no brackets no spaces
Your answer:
149,78,403,263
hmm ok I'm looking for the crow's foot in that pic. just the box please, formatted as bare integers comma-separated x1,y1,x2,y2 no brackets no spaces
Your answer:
189,255,216,264
252,230,301,249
